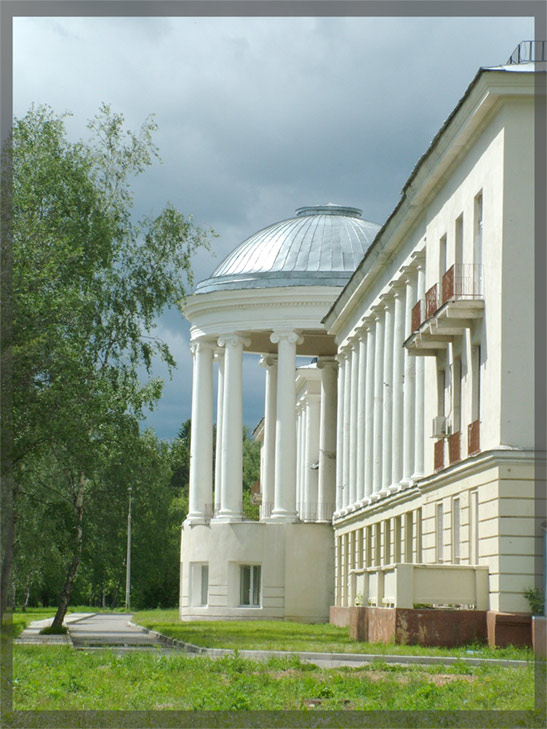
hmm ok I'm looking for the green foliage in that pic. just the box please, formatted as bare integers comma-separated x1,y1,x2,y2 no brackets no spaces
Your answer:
242,426,260,520
5,104,212,618
523,587,544,615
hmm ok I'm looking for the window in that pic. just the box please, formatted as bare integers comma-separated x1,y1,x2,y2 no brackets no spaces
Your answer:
200,565,209,606
452,356,462,433
240,565,261,607
455,214,463,271
439,234,447,281
452,498,461,564
473,192,483,294
436,503,444,563
404,511,413,563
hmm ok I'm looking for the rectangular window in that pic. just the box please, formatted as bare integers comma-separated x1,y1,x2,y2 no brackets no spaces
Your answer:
200,565,209,606
452,498,461,564
366,525,372,568
473,192,483,295
240,565,261,607
436,503,444,563
383,519,391,565
404,512,413,563
374,523,381,567
394,516,402,563
357,528,364,570
455,214,464,270
416,508,423,563
453,356,462,433
469,490,479,564
471,345,481,422
439,234,447,281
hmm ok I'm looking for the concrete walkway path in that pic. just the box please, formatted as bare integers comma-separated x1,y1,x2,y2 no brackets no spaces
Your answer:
16,613,163,650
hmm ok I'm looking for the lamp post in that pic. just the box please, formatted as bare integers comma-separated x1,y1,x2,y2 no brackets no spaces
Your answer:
125,487,132,610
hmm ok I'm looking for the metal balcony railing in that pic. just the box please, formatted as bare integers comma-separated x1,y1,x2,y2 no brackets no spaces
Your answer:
507,40,547,65
442,264,483,304
448,431,461,465
411,300,423,333
425,283,439,319
468,420,480,456
434,439,445,471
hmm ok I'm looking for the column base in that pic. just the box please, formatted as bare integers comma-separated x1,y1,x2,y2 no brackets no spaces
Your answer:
185,513,209,526
211,511,243,523
399,477,414,489
269,510,298,523
411,472,424,482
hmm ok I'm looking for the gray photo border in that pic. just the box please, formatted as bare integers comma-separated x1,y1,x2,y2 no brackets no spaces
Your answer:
1,0,546,727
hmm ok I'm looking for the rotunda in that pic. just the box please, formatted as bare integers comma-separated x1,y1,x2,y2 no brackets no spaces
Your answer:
180,204,380,621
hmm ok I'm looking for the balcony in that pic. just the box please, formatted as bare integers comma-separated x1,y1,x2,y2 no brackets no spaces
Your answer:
405,264,484,355
349,563,489,610
434,439,444,471
448,431,461,465
468,419,480,456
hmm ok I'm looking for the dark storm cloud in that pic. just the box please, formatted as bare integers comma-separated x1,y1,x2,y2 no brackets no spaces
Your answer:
13,15,533,439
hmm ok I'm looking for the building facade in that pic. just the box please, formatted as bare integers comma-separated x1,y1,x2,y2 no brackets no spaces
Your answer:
180,45,545,641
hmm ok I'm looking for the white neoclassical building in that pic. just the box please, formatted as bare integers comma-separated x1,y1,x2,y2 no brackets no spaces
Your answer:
180,43,546,644
180,204,380,621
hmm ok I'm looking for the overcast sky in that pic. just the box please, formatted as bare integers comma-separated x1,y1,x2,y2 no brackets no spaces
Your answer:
13,12,533,439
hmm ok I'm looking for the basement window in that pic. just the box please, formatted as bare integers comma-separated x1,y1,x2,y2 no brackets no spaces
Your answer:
240,565,261,607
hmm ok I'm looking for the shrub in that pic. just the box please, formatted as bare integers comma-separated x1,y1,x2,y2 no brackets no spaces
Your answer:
523,587,544,615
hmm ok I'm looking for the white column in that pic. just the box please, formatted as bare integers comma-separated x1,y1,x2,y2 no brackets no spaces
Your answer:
270,330,302,522
364,321,375,498
372,312,385,494
335,352,346,512
342,347,352,508
391,285,405,490
413,262,426,479
317,358,337,522
356,330,367,503
348,340,359,506
303,394,320,521
187,340,215,524
259,355,277,520
214,350,224,516
402,271,417,485
381,297,394,495
214,334,249,522
298,404,306,517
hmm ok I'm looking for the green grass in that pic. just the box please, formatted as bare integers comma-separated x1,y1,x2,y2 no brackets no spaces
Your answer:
12,645,537,711
132,610,534,661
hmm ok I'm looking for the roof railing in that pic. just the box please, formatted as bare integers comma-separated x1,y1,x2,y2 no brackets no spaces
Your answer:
507,40,547,65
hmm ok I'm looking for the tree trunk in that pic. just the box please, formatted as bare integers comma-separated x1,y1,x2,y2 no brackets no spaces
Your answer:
51,476,85,630
0,480,19,621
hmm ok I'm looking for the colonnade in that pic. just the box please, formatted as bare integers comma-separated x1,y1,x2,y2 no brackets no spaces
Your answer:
186,329,338,525
335,260,426,515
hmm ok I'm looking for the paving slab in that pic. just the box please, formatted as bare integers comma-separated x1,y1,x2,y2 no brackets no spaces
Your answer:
68,613,162,648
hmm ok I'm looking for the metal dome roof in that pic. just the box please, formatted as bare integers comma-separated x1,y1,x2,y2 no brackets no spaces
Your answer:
194,203,381,294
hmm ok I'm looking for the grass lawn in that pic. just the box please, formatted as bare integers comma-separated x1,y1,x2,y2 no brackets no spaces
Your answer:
132,609,534,661
12,645,537,711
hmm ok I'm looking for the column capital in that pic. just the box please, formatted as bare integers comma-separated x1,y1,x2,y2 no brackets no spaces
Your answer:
317,357,338,370
335,346,351,362
270,330,304,346
391,279,406,297
217,333,251,349
379,291,394,309
190,339,216,356
260,354,278,368
411,248,426,267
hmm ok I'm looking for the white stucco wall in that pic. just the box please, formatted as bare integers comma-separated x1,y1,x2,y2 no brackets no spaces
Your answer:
180,521,333,622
